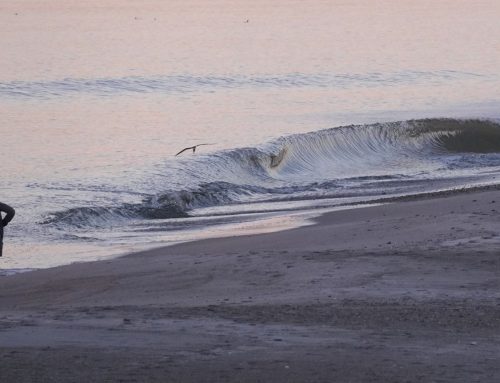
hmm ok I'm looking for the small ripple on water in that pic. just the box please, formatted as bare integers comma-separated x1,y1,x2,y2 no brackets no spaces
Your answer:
0,70,486,100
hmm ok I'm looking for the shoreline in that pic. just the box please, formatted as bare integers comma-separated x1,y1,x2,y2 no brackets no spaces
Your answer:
1,188,499,382
3,182,499,276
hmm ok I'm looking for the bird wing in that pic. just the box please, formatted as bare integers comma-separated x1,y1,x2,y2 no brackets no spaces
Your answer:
175,143,215,156
175,147,193,156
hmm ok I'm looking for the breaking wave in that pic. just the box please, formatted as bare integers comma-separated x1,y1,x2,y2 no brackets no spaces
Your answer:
44,118,500,228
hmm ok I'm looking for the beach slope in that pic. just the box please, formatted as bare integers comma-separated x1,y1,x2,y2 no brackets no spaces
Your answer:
1,190,499,382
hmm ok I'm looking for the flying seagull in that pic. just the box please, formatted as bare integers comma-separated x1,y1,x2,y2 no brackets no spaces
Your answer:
175,143,214,156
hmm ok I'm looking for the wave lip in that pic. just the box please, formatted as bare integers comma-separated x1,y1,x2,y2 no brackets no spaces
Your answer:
269,118,500,180
43,118,500,229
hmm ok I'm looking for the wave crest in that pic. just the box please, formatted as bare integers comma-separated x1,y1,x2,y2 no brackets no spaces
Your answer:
43,118,500,228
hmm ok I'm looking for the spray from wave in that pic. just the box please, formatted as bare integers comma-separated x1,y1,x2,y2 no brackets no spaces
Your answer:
43,118,500,228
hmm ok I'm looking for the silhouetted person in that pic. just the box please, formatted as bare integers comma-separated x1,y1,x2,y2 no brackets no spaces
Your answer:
0,202,15,257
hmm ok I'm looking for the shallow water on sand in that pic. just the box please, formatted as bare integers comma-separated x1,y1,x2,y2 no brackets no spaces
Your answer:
1,0,500,271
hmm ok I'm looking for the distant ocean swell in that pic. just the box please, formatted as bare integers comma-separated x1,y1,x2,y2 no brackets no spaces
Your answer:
0,70,484,99
43,119,500,228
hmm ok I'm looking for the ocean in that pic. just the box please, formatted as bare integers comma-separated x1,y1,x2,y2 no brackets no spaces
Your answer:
1,0,499,273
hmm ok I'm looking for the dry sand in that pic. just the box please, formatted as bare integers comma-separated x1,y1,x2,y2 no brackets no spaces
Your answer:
1,189,499,382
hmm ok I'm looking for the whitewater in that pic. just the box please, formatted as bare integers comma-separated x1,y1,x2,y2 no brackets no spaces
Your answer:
1,0,500,272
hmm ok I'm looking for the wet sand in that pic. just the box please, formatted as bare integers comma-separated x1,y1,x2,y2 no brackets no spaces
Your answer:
1,189,499,382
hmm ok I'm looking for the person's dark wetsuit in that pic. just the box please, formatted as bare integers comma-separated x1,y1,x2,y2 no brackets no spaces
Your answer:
0,202,15,257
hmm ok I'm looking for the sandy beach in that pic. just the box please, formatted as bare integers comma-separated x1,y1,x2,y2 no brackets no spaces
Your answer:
2,1,500,382
0,189,499,382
